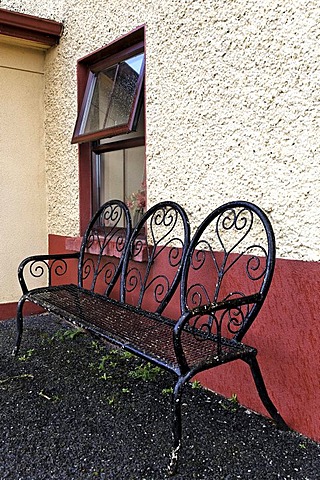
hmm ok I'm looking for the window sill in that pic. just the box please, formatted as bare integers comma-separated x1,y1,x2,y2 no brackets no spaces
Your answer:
65,235,148,262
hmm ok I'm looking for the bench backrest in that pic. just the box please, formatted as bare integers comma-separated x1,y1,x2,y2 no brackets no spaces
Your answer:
120,201,190,315
180,201,275,342
78,200,132,297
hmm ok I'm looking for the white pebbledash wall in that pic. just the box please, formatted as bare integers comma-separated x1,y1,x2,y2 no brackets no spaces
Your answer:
1,0,319,262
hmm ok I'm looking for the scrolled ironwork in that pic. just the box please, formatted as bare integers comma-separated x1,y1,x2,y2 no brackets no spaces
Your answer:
29,259,48,279
131,236,145,260
226,304,246,334
78,200,132,296
190,243,216,271
145,275,170,305
85,231,95,251
167,242,184,268
217,207,254,254
189,313,217,339
122,201,190,313
180,201,275,345
27,258,69,284
82,258,95,281
50,259,69,278
17,253,79,295
103,261,118,286
124,266,141,293
245,247,268,280
115,232,127,253
149,206,180,252
186,283,210,311
101,203,122,226
188,301,246,342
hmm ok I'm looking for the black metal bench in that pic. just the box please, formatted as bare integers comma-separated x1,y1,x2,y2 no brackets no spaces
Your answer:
13,199,289,474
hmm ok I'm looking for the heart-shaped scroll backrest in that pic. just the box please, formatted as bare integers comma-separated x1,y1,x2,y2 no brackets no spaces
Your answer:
216,207,254,258
121,201,190,314
180,201,275,341
79,200,132,297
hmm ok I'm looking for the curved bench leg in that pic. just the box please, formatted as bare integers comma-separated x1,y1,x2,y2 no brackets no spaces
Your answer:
12,296,26,356
245,356,289,431
168,375,189,476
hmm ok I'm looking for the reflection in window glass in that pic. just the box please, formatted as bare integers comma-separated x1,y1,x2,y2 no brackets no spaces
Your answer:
82,53,144,135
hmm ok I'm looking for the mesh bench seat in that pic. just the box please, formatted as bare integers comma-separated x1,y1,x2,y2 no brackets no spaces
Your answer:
25,284,256,373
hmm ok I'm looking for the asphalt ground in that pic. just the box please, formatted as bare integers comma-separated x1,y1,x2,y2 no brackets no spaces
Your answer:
0,314,319,480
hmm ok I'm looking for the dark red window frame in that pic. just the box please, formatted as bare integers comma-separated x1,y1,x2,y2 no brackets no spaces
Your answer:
75,26,145,233
72,42,144,144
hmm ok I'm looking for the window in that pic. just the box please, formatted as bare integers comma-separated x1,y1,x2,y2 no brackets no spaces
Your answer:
73,26,145,231
72,46,144,144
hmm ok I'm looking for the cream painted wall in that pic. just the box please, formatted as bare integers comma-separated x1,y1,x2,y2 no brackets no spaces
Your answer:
0,42,47,303
1,1,320,261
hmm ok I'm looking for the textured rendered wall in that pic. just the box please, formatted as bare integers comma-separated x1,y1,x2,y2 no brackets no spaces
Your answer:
0,42,47,302
1,0,319,262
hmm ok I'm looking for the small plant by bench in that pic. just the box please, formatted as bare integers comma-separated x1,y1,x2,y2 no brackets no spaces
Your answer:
13,199,289,474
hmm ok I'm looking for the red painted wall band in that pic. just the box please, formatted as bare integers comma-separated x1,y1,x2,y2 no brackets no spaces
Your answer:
0,302,43,321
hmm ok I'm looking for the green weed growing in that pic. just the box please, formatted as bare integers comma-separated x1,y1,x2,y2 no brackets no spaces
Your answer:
128,362,162,382
18,349,35,362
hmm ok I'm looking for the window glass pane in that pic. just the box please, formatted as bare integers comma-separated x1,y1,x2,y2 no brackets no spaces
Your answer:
99,146,145,213
83,66,116,134
100,150,124,201
82,53,144,135
125,146,146,210
99,104,144,145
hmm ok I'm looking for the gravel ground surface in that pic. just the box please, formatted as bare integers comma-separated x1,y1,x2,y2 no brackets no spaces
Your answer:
0,314,319,480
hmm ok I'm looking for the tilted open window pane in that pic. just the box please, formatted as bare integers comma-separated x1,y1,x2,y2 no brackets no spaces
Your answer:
72,52,144,144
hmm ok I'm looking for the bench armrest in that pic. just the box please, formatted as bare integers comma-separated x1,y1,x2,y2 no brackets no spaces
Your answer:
173,293,262,372
189,293,262,316
18,253,80,295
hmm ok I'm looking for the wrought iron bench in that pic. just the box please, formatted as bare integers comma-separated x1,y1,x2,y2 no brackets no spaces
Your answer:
13,199,289,474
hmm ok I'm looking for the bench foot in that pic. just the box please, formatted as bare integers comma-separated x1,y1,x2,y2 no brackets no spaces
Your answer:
12,345,19,357
169,374,191,475
246,356,290,431
12,297,25,357
168,442,180,476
